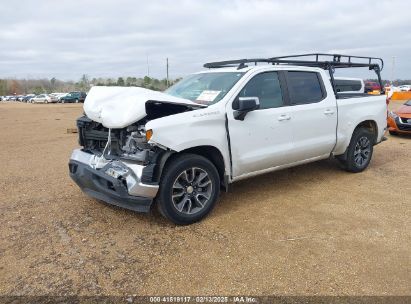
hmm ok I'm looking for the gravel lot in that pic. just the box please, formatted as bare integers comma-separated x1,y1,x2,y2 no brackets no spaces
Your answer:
0,101,410,296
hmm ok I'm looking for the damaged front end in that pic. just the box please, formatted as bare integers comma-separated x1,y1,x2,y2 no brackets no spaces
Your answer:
69,116,167,212
68,86,203,212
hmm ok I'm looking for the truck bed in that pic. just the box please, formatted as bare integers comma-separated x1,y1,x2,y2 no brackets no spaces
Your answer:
333,94,387,155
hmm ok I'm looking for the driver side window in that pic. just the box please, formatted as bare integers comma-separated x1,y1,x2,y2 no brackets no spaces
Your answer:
238,72,284,109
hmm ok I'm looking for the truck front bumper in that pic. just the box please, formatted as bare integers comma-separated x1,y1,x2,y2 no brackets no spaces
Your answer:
68,149,159,212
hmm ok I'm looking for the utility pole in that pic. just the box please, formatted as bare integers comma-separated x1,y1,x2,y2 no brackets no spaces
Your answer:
166,58,169,87
146,54,150,77
391,56,396,85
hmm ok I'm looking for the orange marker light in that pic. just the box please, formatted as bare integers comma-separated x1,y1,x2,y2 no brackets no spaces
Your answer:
146,129,153,141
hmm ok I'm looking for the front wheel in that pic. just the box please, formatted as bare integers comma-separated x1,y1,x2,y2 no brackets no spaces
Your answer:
75,99,79,103
338,128,374,173
157,154,220,225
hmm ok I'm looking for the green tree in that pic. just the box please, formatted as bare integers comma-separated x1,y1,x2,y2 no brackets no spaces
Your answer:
77,74,90,91
33,86,44,95
0,79,7,95
143,76,151,88
50,77,57,90
126,77,137,86
117,77,125,86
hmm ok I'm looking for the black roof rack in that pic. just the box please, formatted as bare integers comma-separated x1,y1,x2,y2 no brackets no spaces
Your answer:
203,53,384,95
203,53,384,71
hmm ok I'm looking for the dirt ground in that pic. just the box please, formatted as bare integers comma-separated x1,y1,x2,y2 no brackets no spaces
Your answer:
0,101,410,297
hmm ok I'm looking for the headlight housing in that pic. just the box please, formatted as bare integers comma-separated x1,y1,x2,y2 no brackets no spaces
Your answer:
145,129,153,141
388,111,398,119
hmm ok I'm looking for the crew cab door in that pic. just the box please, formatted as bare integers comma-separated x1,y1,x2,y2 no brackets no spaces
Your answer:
227,71,294,178
284,70,337,161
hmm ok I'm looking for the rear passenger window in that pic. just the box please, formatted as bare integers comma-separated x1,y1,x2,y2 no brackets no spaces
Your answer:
287,71,325,104
237,72,284,109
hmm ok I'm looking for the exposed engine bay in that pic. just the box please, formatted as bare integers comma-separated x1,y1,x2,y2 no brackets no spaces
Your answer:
77,101,197,164
76,86,207,187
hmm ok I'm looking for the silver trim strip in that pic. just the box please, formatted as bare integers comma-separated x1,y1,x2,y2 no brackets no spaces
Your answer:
70,149,159,198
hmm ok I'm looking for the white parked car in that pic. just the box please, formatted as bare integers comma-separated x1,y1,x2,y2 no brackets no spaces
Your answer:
30,94,52,103
53,93,68,102
398,85,411,91
49,92,68,102
69,54,388,224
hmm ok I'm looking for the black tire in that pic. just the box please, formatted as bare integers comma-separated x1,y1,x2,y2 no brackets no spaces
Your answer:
389,130,398,136
156,153,220,225
75,99,79,103
338,128,374,173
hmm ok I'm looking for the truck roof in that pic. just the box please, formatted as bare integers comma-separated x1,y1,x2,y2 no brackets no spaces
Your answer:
203,53,384,95
197,65,324,74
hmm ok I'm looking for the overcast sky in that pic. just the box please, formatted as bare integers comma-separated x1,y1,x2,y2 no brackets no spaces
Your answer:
1,0,410,81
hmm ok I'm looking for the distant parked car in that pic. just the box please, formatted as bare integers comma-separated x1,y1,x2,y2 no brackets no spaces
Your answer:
398,85,411,92
50,93,68,101
387,99,411,135
60,91,87,103
48,93,61,103
56,93,68,102
23,94,35,102
30,94,52,104
364,81,381,93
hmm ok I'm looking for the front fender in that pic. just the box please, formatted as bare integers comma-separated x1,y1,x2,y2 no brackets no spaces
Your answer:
145,108,231,174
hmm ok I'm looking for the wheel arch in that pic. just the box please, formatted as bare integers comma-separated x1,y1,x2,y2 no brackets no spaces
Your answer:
336,119,378,161
158,145,228,191
355,120,378,143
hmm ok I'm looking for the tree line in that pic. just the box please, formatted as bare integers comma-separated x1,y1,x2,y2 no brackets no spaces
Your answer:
1,75,409,96
0,74,181,96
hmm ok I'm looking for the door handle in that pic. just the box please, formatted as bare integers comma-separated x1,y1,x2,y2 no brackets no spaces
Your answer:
324,109,335,115
278,114,291,121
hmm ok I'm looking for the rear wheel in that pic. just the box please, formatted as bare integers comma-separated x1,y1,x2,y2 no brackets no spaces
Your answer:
338,128,374,173
157,154,220,225
75,99,79,103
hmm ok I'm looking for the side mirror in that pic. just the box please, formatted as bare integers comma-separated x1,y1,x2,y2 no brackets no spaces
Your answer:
233,97,260,120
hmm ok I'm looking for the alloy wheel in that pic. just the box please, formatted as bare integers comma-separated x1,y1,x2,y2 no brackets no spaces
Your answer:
354,136,371,167
171,167,212,215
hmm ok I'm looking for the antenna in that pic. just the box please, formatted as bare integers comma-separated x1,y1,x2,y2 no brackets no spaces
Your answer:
391,56,396,85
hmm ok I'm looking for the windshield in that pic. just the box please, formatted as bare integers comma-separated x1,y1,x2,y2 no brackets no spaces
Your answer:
405,100,411,106
165,72,245,105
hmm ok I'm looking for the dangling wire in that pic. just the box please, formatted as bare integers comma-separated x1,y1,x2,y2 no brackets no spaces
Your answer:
102,128,111,157
97,128,111,168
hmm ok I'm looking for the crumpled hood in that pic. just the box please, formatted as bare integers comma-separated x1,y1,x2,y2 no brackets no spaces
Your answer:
83,86,203,128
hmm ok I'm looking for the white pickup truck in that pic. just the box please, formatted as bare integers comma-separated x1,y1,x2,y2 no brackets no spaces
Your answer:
69,54,387,224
